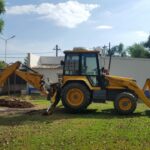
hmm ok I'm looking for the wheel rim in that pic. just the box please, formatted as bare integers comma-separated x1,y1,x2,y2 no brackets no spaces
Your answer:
66,88,84,106
118,98,132,111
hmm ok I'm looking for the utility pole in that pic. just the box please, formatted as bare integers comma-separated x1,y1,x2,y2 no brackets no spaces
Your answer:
108,42,112,72
53,44,61,57
102,45,107,67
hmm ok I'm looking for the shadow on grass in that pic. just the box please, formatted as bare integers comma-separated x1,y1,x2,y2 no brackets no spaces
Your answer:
0,107,148,126
144,110,150,116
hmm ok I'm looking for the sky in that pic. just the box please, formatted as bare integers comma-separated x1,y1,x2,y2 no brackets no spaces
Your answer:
0,0,150,62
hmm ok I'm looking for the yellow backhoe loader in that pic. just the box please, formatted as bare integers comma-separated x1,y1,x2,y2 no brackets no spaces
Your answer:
1,49,150,115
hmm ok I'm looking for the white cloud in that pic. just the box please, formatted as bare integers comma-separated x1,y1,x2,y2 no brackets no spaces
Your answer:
96,25,113,30
7,5,35,15
6,1,99,28
135,31,149,38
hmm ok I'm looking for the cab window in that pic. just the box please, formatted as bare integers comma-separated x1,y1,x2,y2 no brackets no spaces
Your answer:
64,54,79,75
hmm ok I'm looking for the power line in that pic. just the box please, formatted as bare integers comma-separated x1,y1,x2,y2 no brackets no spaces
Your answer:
0,54,26,56
32,52,54,54
0,51,54,55
0,57,25,58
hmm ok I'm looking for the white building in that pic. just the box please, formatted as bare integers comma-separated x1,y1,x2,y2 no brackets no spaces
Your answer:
103,57,150,87
28,53,63,84
28,53,150,88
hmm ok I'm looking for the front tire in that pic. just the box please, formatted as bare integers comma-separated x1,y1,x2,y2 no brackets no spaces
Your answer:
114,92,137,115
61,83,90,113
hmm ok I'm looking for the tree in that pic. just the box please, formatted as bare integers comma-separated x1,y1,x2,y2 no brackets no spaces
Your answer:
108,45,118,56
144,35,150,50
24,56,29,66
0,0,5,32
106,43,126,57
117,43,126,57
128,43,150,58
0,60,6,69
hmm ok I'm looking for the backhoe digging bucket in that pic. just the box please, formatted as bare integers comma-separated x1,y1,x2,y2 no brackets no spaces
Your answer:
44,92,60,115
43,84,61,115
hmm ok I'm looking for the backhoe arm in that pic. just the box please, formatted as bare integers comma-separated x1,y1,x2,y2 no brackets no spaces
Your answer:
0,61,48,95
0,61,21,87
14,66,60,115
15,70,48,96
0,61,60,115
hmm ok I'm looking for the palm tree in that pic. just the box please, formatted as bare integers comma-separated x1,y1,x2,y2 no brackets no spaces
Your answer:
0,0,5,33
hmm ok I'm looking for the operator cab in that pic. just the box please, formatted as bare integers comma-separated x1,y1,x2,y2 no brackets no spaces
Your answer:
63,49,103,87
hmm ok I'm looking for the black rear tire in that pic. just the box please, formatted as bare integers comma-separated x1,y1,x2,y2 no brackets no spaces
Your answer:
61,83,90,113
114,92,137,115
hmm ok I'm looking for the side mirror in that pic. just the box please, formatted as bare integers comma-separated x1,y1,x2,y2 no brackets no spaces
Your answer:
61,60,64,66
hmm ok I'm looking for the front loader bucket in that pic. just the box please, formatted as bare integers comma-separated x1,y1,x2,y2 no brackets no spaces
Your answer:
143,79,150,91
143,79,150,98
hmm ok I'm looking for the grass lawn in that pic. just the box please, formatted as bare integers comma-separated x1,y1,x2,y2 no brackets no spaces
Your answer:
0,98,150,150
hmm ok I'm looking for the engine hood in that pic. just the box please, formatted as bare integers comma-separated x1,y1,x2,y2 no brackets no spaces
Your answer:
104,75,136,89
105,75,135,82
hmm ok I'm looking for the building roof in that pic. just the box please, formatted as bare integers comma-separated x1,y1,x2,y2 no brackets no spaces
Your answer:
40,56,64,65
32,65,62,69
64,50,99,54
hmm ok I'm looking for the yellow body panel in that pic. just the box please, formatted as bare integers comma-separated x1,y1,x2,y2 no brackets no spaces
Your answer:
105,75,134,89
63,76,101,90
63,75,129,90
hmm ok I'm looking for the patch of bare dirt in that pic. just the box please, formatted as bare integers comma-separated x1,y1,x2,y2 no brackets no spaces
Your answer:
0,98,34,108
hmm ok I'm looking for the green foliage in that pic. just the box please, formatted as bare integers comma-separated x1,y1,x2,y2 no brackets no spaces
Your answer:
144,35,150,49
0,0,5,32
108,45,118,56
118,43,126,57
0,19,4,32
24,57,29,66
107,43,126,57
128,43,150,58
0,0,5,13
0,60,6,68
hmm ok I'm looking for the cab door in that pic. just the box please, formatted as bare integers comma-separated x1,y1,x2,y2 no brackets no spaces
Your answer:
81,53,100,87
81,53,106,102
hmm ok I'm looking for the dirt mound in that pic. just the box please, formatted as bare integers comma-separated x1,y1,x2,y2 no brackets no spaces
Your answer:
0,98,34,108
